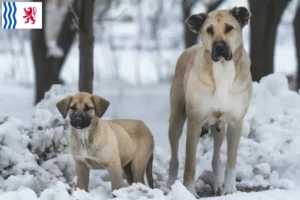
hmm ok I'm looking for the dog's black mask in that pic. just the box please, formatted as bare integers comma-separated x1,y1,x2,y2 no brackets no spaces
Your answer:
212,41,232,62
70,113,91,129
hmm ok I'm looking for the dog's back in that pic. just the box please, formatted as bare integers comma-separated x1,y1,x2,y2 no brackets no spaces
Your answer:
106,119,154,188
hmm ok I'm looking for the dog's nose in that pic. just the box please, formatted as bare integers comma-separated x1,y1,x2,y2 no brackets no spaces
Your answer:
213,41,226,54
74,117,82,125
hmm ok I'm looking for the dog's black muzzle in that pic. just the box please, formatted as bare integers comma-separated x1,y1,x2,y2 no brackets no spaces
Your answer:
212,41,232,62
70,114,91,129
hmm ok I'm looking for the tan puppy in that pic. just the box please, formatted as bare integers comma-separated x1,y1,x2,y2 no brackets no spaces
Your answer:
56,92,154,194
167,7,252,197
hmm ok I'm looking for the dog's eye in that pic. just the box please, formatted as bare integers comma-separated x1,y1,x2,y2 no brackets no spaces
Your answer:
225,25,233,33
206,26,214,35
70,106,76,111
85,106,92,111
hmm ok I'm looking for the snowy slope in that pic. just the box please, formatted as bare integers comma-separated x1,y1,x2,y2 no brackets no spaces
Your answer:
1,74,300,199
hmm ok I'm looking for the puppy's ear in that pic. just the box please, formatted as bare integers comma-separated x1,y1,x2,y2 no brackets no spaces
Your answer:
230,7,251,28
56,96,72,119
185,13,207,34
91,95,110,118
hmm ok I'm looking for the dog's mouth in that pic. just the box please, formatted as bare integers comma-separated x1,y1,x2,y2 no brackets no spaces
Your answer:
212,53,232,62
70,115,91,129
72,125,88,130
211,41,232,62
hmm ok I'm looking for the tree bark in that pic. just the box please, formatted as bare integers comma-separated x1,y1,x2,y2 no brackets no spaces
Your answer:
249,0,290,82
294,6,300,89
182,3,198,49
78,0,95,93
31,0,79,104
31,0,47,104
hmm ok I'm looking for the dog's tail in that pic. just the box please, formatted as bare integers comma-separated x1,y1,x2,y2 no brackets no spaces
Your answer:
146,153,154,189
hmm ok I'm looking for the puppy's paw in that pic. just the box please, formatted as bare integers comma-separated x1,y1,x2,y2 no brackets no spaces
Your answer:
167,178,176,189
185,184,200,199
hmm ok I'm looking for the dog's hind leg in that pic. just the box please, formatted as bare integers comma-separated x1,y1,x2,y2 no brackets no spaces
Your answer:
222,120,243,195
131,155,147,184
167,108,186,188
211,123,226,194
123,161,133,185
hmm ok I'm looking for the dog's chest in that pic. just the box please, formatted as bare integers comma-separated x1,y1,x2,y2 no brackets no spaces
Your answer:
76,129,90,157
71,130,109,169
198,60,245,123
210,60,236,110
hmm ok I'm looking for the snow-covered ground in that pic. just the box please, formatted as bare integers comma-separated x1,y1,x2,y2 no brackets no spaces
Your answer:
1,74,300,199
1,0,300,199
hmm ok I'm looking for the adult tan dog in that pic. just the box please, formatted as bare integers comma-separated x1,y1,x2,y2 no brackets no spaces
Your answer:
167,7,252,197
56,92,154,194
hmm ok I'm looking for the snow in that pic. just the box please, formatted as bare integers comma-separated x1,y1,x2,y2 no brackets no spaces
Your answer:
0,74,300,199
1,0,300,199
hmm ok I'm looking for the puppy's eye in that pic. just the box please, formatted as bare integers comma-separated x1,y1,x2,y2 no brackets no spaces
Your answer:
85,106,92,111
206,26,214,35
70,106,76,111
225,25,233,33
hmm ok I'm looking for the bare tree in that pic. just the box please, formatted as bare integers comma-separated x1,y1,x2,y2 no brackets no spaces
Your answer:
294,4,300,89
183,0,225,48
249,0,291,82
78,0,95,93
31,0,79,104
135,0,143,85
150,0,164,82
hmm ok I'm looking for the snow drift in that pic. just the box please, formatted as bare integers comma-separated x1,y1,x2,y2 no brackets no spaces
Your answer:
1,73,300,199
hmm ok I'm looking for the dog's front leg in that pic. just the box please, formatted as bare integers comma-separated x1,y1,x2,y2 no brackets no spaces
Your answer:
75,160,90,192
183,119,202,198
108,160,124,193
211,123,226,195
222,120,243,195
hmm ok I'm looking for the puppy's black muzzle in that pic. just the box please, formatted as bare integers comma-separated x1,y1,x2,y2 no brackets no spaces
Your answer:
70,114,91,129
212,41,232,62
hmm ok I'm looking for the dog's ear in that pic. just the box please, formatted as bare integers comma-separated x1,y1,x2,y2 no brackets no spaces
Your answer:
185,13,207,34
56,96,72,119
91,95,110,118
230,7,251,28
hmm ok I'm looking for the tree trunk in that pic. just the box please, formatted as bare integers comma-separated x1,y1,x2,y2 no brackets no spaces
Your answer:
31,0,79,104
182,3,198,49
78,0,95,93
249,0,290,82
294,6,300,89
31,0,47,104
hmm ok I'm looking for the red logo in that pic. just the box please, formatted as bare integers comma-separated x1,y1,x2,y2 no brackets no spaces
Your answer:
23,7,37,24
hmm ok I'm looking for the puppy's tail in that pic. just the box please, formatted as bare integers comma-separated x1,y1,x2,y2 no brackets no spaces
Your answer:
146,153,154,189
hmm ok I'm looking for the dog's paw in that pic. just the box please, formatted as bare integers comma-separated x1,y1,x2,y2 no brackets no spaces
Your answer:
222,168,237,195
213,181,223,195
212,169,224,195
185,184,200,199
221,184,237,195
167,177,176,188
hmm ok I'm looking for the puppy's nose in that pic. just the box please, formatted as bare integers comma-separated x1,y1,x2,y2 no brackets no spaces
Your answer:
74,117,82,125
213,41,226,54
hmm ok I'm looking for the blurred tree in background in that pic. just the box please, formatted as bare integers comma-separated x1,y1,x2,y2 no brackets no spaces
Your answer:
78,0,95,94
31,0,79,104
248,0,291,82
24,0,300,103
294,2,300,89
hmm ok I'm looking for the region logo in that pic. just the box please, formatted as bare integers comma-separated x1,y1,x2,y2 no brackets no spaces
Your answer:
2,2,42,29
